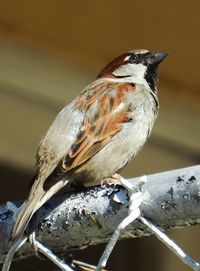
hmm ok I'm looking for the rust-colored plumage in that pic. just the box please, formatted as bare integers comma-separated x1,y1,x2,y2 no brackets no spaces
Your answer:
48,82,135,178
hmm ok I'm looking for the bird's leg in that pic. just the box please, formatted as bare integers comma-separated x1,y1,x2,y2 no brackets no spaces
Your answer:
96,175,147,271
101,173,124,186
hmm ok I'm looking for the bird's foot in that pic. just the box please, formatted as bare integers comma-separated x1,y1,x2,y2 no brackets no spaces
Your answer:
101,173,124,186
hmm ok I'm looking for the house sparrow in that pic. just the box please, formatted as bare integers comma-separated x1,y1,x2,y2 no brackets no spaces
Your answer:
11,49,167,243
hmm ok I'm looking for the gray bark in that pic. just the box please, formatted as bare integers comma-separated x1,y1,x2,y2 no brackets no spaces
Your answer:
0,165,200,263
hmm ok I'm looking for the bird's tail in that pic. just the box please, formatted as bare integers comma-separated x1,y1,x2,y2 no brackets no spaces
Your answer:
11,190,45,242
11,177,70,242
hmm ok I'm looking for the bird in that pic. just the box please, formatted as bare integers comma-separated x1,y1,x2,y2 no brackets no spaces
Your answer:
11,49,168,244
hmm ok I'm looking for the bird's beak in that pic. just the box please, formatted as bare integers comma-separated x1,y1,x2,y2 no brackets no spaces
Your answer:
146,51,168,65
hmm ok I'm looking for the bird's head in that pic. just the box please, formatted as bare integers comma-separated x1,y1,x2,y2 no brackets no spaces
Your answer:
98,49,168,92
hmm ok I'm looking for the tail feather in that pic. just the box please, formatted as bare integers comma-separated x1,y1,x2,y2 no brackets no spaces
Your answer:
12,178,70,242
12,191,45,242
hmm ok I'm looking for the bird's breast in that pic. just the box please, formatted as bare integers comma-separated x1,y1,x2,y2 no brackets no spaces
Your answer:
76,88,158,186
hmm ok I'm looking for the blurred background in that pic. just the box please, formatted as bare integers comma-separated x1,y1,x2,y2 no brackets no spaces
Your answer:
0,1,199,270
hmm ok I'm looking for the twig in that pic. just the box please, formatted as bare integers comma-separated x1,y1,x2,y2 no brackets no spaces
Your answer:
2,237,27,271
140,217,200,271
96,176,146,271
35,240,74,271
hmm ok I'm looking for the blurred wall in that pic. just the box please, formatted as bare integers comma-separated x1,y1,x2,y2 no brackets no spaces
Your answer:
0,1,199,271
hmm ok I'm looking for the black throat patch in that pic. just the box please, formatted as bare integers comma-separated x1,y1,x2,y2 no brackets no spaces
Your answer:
145,64,158,92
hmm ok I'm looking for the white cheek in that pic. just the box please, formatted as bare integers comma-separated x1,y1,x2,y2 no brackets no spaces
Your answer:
115,63,146,77
129,63,147,78
113,63,148,87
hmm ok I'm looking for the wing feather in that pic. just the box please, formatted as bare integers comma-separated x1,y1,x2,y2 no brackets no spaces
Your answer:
56,82,135,175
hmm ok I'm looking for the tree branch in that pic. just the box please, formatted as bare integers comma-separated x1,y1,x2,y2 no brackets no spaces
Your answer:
0,165,200,264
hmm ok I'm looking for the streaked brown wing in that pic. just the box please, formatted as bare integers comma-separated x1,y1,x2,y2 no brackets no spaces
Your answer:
54,82,135,176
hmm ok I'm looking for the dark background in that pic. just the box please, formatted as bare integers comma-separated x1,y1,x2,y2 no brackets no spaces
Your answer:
0,1,200,270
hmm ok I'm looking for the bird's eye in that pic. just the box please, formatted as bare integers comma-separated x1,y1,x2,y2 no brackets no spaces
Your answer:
129,54,138,63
